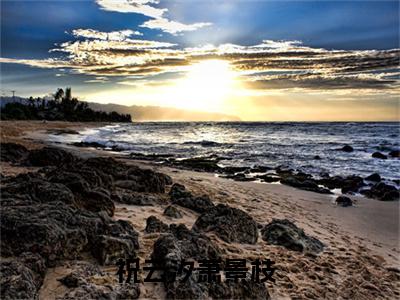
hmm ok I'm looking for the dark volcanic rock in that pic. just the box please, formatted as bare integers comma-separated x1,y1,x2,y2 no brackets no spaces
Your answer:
152,224,222,273
372,152,387,159
27,147,77,166
169,157,222,172
389,150,400,158
71,141,106,148
169,183,214,213
113,191,161,206
341,175,365,194
58,262,140,299
335,196,353,207
165,272,269,300
152,224,268,299
145,216,169,233
163,205,183,218
193,204,258,244
256,174,280,183
0,259,42,300
313,155,321,160
362,182,399,201
340,145,354,152
222,172,256,182
365,173,381,182
280,176,331,194
261,219,324,254
0,143,30,163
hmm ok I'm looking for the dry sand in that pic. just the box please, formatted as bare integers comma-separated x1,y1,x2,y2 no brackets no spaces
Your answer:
1,121,399,299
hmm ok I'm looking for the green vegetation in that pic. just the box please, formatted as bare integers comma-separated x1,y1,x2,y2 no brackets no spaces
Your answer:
0,88,131,122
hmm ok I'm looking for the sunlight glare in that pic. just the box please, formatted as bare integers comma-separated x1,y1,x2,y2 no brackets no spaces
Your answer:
165,59,239,112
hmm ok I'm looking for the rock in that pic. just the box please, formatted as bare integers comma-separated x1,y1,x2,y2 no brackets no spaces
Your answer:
173,194,215,214
163,205,183,218
193,204,258,244
256,175,280,183
169,183,192,200
113,192,161,206
222,166,249,174
365,173,381,182
280,176,331,194
152,223,268,299
0,143,30,163
341,175,364,194
389,150,400,158
372,152,387,159
0,259,41,300
170,183,214,213
222,172,256,182
261,219,324,254
71,141,106,148
313,155,321,160
169,157,222,172
249,165,272,173
362,182,399,201
340,145,354,152
335,196,353,207
92,235,137,265
145,216,169,233
165,272,269,300
58,262,140,299
27,147,77,166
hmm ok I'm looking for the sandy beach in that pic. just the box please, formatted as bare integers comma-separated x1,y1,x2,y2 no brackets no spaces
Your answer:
1,121,399,299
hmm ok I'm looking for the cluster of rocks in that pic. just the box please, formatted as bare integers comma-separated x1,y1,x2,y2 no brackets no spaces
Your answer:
339,144,399,160
1,143,173,299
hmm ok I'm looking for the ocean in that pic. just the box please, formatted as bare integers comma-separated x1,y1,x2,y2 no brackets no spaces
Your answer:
52,122,400,181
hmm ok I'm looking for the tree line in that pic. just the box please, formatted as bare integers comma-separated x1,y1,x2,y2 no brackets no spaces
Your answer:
0,88,131,122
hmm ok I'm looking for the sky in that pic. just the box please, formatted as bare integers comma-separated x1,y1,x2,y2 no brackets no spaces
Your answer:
1,0,399,121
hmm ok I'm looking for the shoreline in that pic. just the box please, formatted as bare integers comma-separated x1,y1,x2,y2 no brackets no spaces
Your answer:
1,121,399,299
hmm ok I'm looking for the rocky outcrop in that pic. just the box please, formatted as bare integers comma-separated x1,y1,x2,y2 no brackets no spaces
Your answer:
0,145,175,298
27,147,77,166
261,219,324,254
362,182,400,201
0,143,30,163
163,205,183,218
280,176,331,194
57,261,140,299
151,224,268,299
193,204,258,244
169,183,214,213
145,216,169,233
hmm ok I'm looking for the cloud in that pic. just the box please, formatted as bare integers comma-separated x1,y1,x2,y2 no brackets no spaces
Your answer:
71,29,143,40
140,18,212,35
96,0,166,18
95,0,212,34
1,32,399,92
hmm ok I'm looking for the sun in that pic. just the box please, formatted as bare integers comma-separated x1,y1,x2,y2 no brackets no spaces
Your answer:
166,59,239,111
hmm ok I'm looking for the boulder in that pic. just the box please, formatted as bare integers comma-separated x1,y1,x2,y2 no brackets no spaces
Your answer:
280,176,331,194
261,219,324,254
145,216,169,233
389,150,400,158
256,175,280,183
340,145,354,152
365,173,381,182
341,175,364,194
0,143,29,163
27,147,77,166
152,224,268,299
372,152,387,159
335,196,353,207
193,204,258,244
362,182,399,201
163,205,183,218
170,183,214,213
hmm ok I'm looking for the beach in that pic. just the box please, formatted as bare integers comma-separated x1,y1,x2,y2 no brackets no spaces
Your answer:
1,121,399,299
